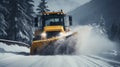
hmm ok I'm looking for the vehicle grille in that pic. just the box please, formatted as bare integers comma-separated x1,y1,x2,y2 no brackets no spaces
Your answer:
46,31,60,38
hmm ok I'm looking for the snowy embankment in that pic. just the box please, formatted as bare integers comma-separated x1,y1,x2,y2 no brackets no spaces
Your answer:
0,25,120,67
0,39,30,47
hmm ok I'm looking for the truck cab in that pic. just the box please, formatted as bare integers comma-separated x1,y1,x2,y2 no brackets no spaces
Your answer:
34,11,72,40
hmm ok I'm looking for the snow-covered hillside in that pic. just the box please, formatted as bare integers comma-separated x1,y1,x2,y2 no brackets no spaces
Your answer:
34,0,91,13
69,0,120,43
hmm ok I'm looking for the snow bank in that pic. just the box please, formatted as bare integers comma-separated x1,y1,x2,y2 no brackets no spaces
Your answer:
0,42,29,53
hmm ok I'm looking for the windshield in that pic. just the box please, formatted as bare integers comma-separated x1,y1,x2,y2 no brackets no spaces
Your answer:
45,17,64,26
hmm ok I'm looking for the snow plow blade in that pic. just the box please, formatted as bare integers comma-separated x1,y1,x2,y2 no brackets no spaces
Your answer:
30,32,77,55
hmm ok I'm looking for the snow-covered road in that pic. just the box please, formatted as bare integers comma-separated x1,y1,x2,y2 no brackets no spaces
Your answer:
0,52,117,67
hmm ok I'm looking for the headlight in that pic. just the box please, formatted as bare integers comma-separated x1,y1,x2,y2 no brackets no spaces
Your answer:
41,32,47,39
59,32,65,36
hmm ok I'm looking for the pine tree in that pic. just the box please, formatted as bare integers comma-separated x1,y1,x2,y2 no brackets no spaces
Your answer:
98,15,106,33
37,0,50,13
0,0,9,39
0,0,34,44
24,0,34,44
5,0,18,40
99,15,105,27
3,0,34,44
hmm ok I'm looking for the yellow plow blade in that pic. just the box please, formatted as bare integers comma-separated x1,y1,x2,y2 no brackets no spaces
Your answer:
30,32,77,55
30,37,59,55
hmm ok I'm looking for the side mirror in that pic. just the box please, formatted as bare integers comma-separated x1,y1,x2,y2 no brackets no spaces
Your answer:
34,17,38,27
69,16,72,26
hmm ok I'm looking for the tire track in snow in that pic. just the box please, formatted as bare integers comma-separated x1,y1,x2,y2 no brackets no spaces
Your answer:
83,55,113,67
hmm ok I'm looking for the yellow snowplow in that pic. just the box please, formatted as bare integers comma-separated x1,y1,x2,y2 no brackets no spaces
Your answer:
30,10,77,55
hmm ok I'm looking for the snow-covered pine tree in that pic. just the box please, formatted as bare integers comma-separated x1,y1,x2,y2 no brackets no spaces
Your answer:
24,0,34,44
3,0,34,44
37,0,50,13
0,0,9,39
5,0,19,41
18,0,34,44
98,15,106,33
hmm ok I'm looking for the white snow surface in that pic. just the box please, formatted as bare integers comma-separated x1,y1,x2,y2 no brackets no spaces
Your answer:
0,42,29,52
0,54,113,67
0,25,120,67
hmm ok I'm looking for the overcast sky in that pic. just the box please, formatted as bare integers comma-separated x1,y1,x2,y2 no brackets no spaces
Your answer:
34,0,91,13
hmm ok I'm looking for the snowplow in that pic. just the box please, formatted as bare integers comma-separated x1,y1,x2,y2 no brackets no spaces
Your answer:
30,10,77,55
